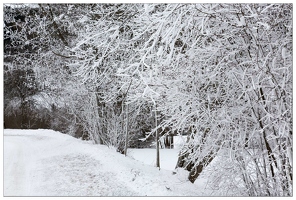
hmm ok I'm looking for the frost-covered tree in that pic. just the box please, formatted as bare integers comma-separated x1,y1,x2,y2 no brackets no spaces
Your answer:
4,4,48,129
129,3,292,195
4,3,292,195
63,4,158,150
58,4,292,194
99,3,291,195
4,4,87,133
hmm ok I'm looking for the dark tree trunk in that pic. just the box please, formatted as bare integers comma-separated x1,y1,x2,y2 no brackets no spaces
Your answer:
176,135,193,170
176,133,216,183
188,154,215,183
164,134,174,149
20,97,27,129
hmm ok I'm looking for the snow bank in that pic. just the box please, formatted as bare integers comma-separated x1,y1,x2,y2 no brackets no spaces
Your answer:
4,129,209,196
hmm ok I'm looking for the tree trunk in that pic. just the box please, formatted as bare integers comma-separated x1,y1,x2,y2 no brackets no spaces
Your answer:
175,134,216,183
176,135,192,170
20,97,27,129
176,151,194,171
188,153,215,183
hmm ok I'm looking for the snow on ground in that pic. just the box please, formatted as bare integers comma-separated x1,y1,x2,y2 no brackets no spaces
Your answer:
128,148,179,171
3,129,211,196
127,135,187,171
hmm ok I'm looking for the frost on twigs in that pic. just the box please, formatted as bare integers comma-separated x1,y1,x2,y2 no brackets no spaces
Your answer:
3,3,292,196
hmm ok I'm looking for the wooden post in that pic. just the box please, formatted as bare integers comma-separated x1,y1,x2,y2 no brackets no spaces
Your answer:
155,103,160,169
124,103,129,156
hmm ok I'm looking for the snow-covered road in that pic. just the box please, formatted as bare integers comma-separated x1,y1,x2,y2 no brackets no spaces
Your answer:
4,135,32,195
3,129,206,196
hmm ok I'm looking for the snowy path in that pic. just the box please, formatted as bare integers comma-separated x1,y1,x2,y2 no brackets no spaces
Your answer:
3,129,205,196
4,135,33,195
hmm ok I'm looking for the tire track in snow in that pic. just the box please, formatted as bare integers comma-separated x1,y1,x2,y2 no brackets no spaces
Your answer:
33,154,139,196
4,136,33,196
4,131,139,196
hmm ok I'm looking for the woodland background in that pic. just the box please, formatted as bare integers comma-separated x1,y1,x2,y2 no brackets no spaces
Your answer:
3,3,292,196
